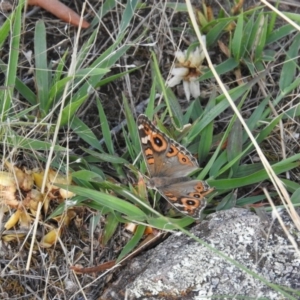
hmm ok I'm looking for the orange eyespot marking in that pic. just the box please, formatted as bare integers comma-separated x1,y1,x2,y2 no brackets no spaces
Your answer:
166,144,179,157
181,197,201,210
194,182,205,192
177,152,194,166
150,133,168,152
164,192,177,202
188,192,203,199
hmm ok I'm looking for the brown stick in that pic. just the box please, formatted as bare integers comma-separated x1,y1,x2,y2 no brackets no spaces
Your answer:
27,0,90,28
70,231,165,274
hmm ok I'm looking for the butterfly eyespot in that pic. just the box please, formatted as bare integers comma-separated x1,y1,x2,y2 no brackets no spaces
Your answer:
181,197,201,209
166,145,178,157
186,199,197,205
151,134,168,152
189,192,202,198
154,136,163,146
177,153,193,166
194,182,205,192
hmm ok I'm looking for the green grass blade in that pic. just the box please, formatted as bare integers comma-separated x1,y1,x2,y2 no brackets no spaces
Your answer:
119,0,140,34
34,20,50,115
64,185,147,219
0,1,23,119
266,24,296,45
15,77,36,105
117,224,145,262
231,13,243,61
72,170,105,183
206,19,231,47
198,97,214,165
227,119,243,175
123,94,140,154
61,94,88,126
0,10,14,48
151,51,183,126
241,13,255,57
83,148,128,164
279,32,300,91
34,20,51,115
5,133,66,151
210,158,300,190
48,76,73,108
97,99,114,155
101,213,120,246
199,58,239,81
70,116,103,151
51,50,68,84
144,81,157,117
0,59,36,105
90,0,116,27
254,15,268,60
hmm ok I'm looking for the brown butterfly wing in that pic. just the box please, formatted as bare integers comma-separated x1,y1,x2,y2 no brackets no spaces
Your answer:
158,179,213,219
137,114,198,178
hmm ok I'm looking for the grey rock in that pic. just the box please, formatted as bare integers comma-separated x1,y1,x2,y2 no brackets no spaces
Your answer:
102,208,300,299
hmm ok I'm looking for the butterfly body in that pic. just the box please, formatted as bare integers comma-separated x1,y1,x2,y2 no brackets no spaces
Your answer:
137,114,213,219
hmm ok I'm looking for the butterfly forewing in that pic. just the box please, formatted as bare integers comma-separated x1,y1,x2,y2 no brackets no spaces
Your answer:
137,114,213,219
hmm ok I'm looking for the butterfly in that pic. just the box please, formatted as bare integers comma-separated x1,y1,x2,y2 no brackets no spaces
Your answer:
137,114,213,219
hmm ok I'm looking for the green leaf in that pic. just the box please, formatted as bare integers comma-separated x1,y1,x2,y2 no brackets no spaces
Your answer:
119,0,140,34
254,15,268,60
210,156,300,190
282,179,300,193
267,24,296,44
51,50,68,85
237,195,268,206
72,37,130,103
291,188,300,205
34,20,49,115
75,68,110,77
117,225,145,262
15,77,36,105
147,216,195,230
101,213,120,245
48,76,73,110
72,170,105,183
246,12,263,57
82,148,128,164
227,119,243,175
95,66,141,88
97,99,114,154
198,96,215,165
0,1,23,119
199,58,239,81
216,191,236,211
279,33,300,91
0,10,13,48
5,134,66,151
206,19,232,47
231,13,243,60
61,94,88,126
151,51,183,126
90,0,116,27
70,116,103,151
63,185,147,219
246,97,269,131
